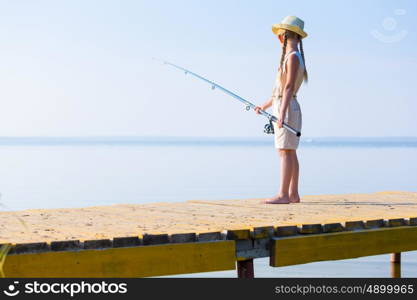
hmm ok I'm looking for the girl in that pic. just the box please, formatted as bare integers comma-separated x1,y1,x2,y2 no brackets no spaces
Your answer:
255,16,308,204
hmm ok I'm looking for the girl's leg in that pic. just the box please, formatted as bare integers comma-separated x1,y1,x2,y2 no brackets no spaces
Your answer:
264,149,294,204
289,151,300,203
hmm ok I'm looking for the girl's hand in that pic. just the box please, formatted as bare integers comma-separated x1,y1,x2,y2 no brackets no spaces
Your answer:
278,112,285,128
254,106,263,114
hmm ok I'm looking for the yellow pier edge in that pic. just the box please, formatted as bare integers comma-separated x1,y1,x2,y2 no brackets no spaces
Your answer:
270,226,417,267
3,241,236,278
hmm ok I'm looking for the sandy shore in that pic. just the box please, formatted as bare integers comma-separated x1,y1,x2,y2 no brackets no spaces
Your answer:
1,191,416,244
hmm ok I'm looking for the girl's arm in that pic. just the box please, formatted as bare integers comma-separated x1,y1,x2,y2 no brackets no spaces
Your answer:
278,54,300,127
254,85,277,114
254,97,273,114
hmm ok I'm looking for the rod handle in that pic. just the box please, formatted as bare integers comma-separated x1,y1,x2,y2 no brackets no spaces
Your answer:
283,123,302,137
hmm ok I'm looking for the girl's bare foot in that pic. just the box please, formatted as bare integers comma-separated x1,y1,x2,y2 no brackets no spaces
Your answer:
289,193,300,203
261,195,291,204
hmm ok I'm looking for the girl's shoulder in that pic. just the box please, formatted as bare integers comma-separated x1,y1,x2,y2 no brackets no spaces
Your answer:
284,51,305,72
284,51,303,65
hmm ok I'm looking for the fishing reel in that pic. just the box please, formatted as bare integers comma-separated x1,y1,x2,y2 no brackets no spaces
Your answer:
264,119,274,135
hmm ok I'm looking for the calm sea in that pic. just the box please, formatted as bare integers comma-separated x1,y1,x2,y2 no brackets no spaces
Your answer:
0,136,416,277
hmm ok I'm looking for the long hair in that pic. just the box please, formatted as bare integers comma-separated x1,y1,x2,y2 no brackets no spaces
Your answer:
299,37,308,83
279,32,288,77
279,30,308,83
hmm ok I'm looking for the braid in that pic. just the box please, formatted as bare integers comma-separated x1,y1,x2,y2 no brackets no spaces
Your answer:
299,38,308,83
279,33,288,78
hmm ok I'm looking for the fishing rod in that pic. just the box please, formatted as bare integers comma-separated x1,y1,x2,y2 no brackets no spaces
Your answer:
154,58,301,137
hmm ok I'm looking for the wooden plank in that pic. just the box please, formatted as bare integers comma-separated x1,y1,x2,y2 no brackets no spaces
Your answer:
387,218,407,227
51,240,81,251
365,219,385,229
298,224,323,234
252,226,275,239
345,221,365,231
3,240,236,278
198,232,222,241
225,229,251,240
10,243,49,254
276,226,298,236
113,237,141,248
84,239,112,249
236,238,269,261
170,233,197,243
270,226,417,267
322,223,344,233
142,234,169,245
2,192,417,245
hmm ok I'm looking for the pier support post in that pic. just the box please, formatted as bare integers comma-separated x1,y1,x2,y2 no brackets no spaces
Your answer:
390,252,401,278
237,259,254,278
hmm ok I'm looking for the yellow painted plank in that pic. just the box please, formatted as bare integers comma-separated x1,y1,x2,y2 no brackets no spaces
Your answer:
270,226,417,267
3,241,236,278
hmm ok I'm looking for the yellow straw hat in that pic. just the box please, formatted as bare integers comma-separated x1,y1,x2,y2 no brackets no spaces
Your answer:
272,16,307,39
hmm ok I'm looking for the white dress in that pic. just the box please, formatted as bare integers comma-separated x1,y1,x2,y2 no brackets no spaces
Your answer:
271,51,304,149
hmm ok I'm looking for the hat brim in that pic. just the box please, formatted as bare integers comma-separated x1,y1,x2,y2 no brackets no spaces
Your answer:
272,23,308,39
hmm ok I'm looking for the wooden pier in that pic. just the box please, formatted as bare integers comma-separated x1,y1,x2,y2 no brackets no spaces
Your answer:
1,191,417,278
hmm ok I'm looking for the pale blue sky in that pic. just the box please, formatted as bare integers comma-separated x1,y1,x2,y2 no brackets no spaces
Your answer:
0,0,415,137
